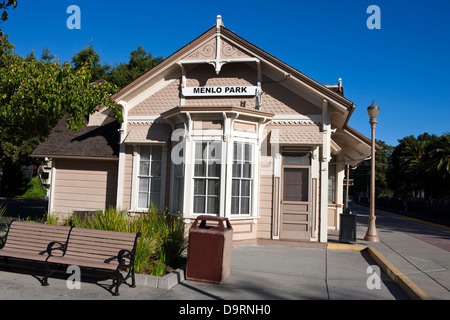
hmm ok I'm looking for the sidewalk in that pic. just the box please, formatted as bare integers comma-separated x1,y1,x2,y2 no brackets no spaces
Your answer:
340,203,450,300
0,203,448,300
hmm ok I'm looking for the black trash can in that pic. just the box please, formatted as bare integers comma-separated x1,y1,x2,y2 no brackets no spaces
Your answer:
186,215,233,284
339,209,356,242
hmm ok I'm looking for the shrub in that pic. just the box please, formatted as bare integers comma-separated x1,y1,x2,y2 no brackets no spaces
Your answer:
47,206,187,276
17,176,47,199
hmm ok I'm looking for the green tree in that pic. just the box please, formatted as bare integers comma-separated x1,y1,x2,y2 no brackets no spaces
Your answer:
350,139,393,199
387,133,449,200
429,132,450,178
105,46,163,88
0,34,122,195
72,44,111,82
40,47,55,62
0,0,17,35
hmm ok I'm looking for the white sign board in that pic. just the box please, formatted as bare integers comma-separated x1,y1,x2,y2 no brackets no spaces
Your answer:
182,86,258,97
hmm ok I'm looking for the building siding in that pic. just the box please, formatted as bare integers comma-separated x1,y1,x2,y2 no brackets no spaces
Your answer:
52,159,118,216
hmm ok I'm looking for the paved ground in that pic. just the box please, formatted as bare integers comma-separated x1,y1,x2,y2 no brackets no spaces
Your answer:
0,202,448,304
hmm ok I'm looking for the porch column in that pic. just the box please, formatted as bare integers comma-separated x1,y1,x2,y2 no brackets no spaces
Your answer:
319,99,331,243
116,101,128,210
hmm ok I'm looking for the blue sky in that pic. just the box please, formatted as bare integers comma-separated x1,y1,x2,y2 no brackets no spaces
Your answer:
2,0,449,146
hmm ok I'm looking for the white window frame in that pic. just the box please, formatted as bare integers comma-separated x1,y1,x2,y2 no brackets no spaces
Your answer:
177,116,261,221
131,144,167,212
191,139,223,216
225,135,258,220
230,141,254,216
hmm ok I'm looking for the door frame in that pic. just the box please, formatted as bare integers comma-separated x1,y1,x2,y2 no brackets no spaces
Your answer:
279,153,312,241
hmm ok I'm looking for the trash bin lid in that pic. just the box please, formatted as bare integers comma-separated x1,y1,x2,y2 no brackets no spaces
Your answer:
343,208,354,215
191,215,232,231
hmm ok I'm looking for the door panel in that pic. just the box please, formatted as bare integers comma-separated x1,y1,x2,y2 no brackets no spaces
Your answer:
280,166,310,240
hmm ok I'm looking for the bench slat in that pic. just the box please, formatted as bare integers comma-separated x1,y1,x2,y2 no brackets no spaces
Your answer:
68,235,135,247
0,248,49,261
1,221,71,256
64,243,131,255
47,255,118,270
6,233,68,243
70,227,137,240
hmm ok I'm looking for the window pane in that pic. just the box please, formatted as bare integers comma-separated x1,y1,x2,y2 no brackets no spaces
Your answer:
194,179,206,195
139,178,149,192
231,197,239,215
138,192,149,208
195,142,204,160
151,178,161,193
207,196,219,214
194,196,205,213
194,161,205,177
152,146,162,161
235,142,242,160
241,180,250,197
241,197,250,215
150,193,160,208
283,153,310,165
207,162,221,178
139,161,149,176
208,180,219,196
140,146,150,160
232,179,240,196
209,142,221,161
174,177,184,212
244,143,251,161
232,162,241,178
151,161,161,177
243,163,251,178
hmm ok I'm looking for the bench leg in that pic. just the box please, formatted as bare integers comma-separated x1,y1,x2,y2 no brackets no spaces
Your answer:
42,262,49,286
131,267,136,288
113,270,120,296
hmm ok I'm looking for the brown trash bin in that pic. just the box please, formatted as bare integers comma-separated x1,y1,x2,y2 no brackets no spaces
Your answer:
186,215,233,284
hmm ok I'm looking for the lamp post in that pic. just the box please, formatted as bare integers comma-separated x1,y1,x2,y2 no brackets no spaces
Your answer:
364,100,380,242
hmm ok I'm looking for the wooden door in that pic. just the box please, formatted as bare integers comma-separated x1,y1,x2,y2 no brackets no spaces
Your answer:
280,165,311,241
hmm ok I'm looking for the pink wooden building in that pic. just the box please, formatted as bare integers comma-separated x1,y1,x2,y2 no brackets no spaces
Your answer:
33,16,372,244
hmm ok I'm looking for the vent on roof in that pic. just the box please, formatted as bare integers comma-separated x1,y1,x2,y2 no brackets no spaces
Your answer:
325,78,344,97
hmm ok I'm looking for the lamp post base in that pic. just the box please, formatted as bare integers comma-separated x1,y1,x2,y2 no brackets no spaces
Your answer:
364,215,379,242
363,234,380,242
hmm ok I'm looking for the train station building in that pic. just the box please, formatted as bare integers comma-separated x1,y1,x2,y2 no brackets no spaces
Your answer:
33,16,372,243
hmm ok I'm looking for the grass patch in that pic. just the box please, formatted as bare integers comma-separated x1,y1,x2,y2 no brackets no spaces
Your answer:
48,207,187,276
16,177,47,199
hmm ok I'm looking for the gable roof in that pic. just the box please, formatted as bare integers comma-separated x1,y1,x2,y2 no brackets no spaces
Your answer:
112,19,354,121
32,115,120,160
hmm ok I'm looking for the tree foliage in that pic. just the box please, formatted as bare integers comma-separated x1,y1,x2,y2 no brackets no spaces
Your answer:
104,46,163,88
71,44,163,88
0,33,122,194
0,0,17,23
350,133,450,201
71,44,111,82
387,133,450,199
350,139,393,199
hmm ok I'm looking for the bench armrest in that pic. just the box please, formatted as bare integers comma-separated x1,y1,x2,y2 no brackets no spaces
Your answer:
118,249,133,266
47,241,66,257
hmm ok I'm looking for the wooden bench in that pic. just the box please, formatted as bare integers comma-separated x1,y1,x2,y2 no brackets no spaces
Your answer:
0,221,71,263
46,227,141,296
1,221,141,296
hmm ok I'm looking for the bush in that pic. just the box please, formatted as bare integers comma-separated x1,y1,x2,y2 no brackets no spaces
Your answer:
48,206,187,276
